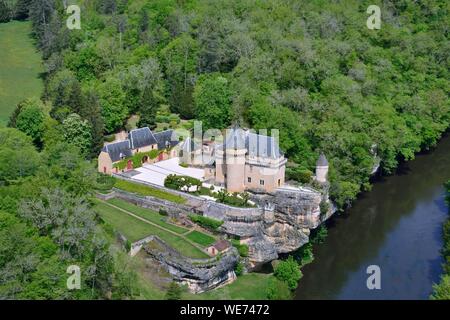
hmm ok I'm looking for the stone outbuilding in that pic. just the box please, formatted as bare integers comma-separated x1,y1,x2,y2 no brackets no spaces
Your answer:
98,127,180,175
206,240,231,256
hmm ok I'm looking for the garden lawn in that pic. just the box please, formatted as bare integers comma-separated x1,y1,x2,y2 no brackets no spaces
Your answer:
95,200,157,242
186,273,273,300
186,231,216,247
114,179,186,204
94,200,208,259
107,198,188,234
0,21,44,126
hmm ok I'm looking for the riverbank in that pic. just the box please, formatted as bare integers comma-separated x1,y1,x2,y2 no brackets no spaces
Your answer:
0,21,44,126
430,181,450,299
295,133,450,299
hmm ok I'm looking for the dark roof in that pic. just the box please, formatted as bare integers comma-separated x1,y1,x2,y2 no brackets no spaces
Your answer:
153,130,179,150
180,136,201,153
217,127,282,159
129,127,157,149
213,240,231,252
223,127,247,150
247,132,281,159
316,153,328,166
102,140,132,162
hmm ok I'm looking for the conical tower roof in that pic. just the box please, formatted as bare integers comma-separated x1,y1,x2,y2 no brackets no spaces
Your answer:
316,153,328,166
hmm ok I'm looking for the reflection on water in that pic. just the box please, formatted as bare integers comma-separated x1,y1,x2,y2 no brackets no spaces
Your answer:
295,134,450,300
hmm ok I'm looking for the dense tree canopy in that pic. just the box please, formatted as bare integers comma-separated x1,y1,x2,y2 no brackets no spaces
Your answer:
1,0,449,301
194,73,233,130
4,0,449,209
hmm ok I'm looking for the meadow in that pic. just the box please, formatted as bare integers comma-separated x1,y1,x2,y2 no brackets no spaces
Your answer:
0,21,43,126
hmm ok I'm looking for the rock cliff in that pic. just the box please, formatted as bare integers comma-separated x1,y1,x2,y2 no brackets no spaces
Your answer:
111,176,335,269
201,185,333,268
143,236,239,293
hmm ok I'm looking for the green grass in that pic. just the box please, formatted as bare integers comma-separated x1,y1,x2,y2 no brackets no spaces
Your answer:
185,273,274,300
107,198,188,234
0,21,44,127
94,200,208,259
185,231,216,247
95,200,158,242
114,179,186,204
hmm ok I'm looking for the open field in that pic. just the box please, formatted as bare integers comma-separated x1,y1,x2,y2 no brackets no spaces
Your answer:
0,21,44,127
94,199,208,258
107,198,188,234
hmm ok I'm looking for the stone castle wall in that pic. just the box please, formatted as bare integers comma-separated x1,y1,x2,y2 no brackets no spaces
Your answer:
110,175,335,267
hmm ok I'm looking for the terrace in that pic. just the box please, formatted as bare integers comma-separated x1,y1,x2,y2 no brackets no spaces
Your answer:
94,198,217,259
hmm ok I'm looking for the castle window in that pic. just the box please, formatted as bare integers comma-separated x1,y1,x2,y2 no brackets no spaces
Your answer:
260,179,264,185
248,177,252,183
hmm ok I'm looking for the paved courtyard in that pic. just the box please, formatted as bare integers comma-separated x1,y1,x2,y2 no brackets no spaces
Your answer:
130,157,205,187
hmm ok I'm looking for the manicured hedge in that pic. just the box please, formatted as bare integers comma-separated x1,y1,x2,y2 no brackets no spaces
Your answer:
164,174,201,192
113,149,161,170
189,214,223,231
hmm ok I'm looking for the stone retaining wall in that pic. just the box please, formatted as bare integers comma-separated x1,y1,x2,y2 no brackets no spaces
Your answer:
108,173,336,267
144,236,239,293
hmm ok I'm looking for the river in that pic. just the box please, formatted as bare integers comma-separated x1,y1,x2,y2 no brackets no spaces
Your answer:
295,133,450,300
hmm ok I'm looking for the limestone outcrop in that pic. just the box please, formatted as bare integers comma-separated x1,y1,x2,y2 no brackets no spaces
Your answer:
214,186,331,268
143,236,239,293
111,176,335,269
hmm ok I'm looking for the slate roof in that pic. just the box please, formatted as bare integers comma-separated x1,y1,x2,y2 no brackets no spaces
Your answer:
153,130,179,150
316,153,328,166
180,136,201,153
129,127,157,149
102,140,132,162
217,127,282,159
213,240,231,252
247,132,281,159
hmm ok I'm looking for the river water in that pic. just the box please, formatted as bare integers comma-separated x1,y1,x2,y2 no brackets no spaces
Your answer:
295,134,450,300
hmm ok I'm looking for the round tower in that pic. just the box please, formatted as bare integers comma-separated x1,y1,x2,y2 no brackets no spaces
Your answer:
316,153,329,184
225,128,246,192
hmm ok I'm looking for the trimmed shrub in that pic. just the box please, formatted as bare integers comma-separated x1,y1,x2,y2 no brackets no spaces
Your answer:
188,214,223,231
164,174,202,192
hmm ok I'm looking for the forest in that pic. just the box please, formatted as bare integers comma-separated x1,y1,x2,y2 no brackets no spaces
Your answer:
1,0,449,207
0,0,449,299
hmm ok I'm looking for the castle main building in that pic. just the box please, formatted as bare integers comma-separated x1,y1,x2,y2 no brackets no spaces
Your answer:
209,127,287,193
